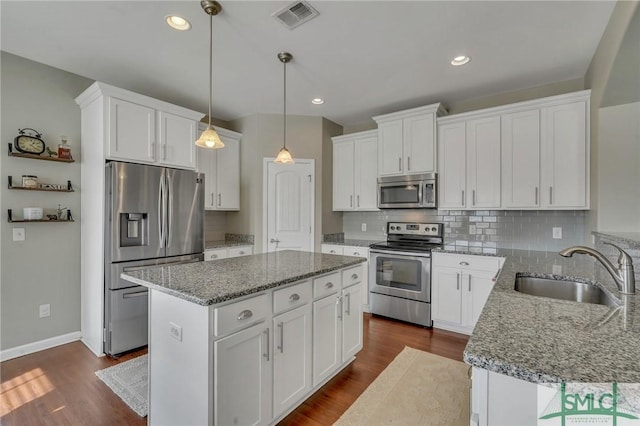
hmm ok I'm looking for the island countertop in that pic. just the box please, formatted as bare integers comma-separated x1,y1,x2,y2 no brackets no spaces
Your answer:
121,250,366,306
463,249,640,384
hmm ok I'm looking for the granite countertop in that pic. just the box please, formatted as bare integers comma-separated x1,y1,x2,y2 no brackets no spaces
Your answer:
121,250,366,306
205,240,254,249
593,231,640,247
323,239,382,248
463,249,640,384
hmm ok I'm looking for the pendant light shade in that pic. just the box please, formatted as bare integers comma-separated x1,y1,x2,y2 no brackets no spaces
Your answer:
274,52,294,164
196,0,224,149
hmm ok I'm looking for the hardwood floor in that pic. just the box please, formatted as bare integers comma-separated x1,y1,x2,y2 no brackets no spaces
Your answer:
0,314,468,426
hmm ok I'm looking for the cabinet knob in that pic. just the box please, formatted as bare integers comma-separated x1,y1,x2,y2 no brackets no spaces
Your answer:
237,309,253,320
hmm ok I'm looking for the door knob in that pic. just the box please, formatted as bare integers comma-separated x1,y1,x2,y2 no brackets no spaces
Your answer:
270,238,281,243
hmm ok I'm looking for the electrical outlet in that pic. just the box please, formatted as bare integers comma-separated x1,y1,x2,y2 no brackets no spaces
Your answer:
361,223,367,232
552,227,562,239
169,322,182,341
39,304,50,318
13,228,25,241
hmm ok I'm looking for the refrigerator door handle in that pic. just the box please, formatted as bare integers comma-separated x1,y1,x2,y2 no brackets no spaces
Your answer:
158,174,164,248
166,173,173,248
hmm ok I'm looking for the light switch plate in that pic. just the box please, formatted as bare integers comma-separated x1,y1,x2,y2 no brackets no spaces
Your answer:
552,227,562,239
361,223,367,232
39,304,50,318
13,228,25,241
169,322,182,341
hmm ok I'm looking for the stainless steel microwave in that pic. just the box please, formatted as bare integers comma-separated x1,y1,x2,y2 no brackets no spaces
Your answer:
377,173,437,209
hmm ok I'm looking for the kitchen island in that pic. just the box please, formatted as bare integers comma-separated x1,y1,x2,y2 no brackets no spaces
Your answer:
122,250,366,426
463,249,640,425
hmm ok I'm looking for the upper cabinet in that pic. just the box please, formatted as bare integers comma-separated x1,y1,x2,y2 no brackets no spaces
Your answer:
77,82,202,170
438,90,590,210
332,130,378,211
196,124,241,211
373,104,446,177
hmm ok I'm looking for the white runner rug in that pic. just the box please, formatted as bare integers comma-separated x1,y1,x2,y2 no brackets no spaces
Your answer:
95,354,148,417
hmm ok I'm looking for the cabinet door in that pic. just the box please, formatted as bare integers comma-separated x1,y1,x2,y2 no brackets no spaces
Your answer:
333,140,355,210
273,305,312,418
467,116,501,208
502,110,540,208
431,266,463,325
438,122,467,209
312,295,341,386
197,147,217,209
216,135,240,210
108,97,156,163
541,101,588,208
341,284,363,361
404,113,435,174
158,111,196,169
214,324,271,426
377,121,404,176
466,270,496,328
354,136,378,210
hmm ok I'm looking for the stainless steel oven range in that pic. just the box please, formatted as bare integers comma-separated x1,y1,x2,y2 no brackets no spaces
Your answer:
369,222,444,327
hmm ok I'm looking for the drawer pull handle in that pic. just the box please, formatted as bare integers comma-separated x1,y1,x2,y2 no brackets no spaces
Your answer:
211,254,217,259
325,282,334,289
351,274,359,280
459,261,470,266
237,309,253,320
239,251,245,255
354,252,360,256
330,250,336,254
289,293,300,302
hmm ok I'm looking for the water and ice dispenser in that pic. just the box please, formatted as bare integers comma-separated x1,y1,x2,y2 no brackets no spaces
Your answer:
119,213,148,247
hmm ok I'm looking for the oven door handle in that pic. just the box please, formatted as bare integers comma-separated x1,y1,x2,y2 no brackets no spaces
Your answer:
369,249,431,259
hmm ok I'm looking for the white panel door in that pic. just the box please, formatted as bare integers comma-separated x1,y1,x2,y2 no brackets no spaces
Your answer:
431,266,463,325
158,111,196,169
312,295,341,386
108,97,156,163
216,136,240,210
214,324,271,426
541,101,588,208
341,284,363,362
467,116,501,208
333,140,355,210
377,121,404,176
404,113,435,174
266,160,314,252
438,122,467,209
272,304,312,418
502,110,540,208
354,135,378,210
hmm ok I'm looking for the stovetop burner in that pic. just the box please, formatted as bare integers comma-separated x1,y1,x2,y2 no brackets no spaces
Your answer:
369,221,444,253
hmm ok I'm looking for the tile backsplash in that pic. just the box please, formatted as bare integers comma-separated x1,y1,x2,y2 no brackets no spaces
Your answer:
204,210,228,241
343,210,586,253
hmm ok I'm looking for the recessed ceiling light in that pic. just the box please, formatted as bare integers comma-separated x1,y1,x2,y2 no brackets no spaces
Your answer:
311,98,325,105
451,55,471,66
166,15,191,31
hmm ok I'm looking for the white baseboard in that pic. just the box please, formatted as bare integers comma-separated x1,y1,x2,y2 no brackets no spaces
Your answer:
0,331,81,362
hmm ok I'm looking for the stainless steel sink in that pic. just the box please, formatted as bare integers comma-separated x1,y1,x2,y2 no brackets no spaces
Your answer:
514,276,618,307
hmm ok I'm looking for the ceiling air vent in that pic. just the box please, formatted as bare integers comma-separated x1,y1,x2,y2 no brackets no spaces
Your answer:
272,1,319,30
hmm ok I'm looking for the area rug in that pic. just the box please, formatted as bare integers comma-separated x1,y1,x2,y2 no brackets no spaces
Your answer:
334,347,470,426
95,354,148,417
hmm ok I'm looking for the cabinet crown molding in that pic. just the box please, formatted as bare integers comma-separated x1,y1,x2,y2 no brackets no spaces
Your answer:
331,129,377,144
75,81,204,121
438,89,591,124
372,103,447,124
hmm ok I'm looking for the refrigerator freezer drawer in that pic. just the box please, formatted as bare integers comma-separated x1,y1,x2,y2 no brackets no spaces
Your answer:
107,286,149,355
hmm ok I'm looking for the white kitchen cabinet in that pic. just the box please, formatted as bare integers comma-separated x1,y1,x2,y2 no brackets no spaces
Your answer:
321,245,370,312
373,104,446,176
466,116,501,208
438,122,467,209
272,304,312,418
102,85,200,169
197,124,242,211
204,245,253,261
541,100,589,209
332,130,378,211
341,280,363,361
321,244,344,255
431,253,504,335
312,292,341,385
501,109,541,208
213,322,272,426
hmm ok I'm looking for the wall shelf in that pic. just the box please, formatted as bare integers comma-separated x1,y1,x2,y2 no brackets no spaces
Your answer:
8,209,74,223
8,176,74,192
8,143,75,163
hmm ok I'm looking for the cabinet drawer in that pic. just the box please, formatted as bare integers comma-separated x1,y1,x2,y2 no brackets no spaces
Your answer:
342,265,363,288
205,248,227,262
343,246,369,258
433,253,503,272
227,246,253,258
273,280,312,315
313,272,340,299
213,294,269,337
321,244,344,255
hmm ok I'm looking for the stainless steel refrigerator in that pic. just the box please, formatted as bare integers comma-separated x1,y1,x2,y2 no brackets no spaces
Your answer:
104,161,204,355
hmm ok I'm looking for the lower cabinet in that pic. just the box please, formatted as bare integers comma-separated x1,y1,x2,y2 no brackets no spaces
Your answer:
431,253,504,335
205,245,254,261
321,244,370,312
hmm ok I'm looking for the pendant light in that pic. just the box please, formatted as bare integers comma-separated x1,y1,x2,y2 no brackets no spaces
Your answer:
195,0,224,149
275,52,294,164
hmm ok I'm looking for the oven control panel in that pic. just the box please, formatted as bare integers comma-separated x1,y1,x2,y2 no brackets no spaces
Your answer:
387,222,442,236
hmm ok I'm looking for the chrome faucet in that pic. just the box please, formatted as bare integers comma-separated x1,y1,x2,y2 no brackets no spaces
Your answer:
559,243,636,295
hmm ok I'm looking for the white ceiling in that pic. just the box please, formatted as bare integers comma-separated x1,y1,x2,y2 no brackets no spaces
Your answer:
1,1,616,127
